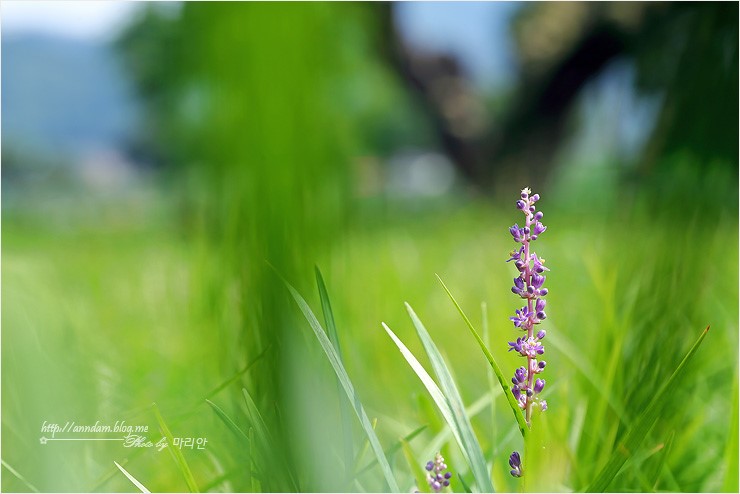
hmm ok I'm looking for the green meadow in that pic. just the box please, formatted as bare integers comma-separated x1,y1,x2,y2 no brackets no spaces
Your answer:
3,3,738,492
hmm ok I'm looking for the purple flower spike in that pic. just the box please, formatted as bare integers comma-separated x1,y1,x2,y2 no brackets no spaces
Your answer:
505,187,552,478
425,453,452,492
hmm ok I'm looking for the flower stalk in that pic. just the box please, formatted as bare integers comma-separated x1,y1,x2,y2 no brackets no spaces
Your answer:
507,187,550,477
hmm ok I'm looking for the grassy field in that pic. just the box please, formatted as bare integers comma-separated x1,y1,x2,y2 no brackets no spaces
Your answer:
2,168,738,492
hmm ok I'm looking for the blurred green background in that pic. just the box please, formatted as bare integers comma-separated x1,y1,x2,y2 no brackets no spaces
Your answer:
2,2,738,492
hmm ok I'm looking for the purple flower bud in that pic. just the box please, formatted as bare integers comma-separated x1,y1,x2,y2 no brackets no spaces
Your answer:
432,481,441,490
514,366,527,383
520,190,528,199
534,211,543,221
538,360,546,369
529,205,536,213
531,193,540,202
426,461,433,471
443,480,450,487
526,388,533,397
531,234,538,241
515,260,525,271
537,311,546,320
534,379,545,393
539,288,548,296
537,329,546,339
509,451,521,469
535,299,546,312
444,472,452,479
533,221,547,235
531,273,545,288
540,400,548,411
516,200,526,210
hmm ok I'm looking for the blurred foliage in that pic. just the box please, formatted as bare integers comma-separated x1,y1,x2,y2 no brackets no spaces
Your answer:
3,2,738,492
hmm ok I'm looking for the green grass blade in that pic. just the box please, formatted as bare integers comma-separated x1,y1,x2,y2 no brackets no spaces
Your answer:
315,266,355,479
114,461,151,493
436,275,529,439
404,302,494,493
651,431,675,489
356,424,428,477
284,278,400,492
242,387,300,491
1,459,40,493
206,399,249,441
152,403,200,492
241,387,273,448
587,325,710,492
401,438,431,493
381,322,464,451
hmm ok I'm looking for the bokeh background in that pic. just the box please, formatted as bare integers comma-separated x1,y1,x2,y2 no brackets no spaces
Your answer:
2,2,738,492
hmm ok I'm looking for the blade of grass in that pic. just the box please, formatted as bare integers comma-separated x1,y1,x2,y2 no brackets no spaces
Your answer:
382,322,464,457
316,266,355,480
355,424,427,477
401,438,431,493
114,461,151,493
404,302,494,493
242,387,300,491
586,325,710,492
206,399,249,441
283,277,400,492
651,431,675,490
436,275,528,439
152,403,200,492
352,417,378,475
1,460,40,493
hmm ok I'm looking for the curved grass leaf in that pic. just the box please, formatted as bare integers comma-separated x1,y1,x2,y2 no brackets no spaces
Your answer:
242,387,300,491
283,278,400,492
114,461,151,493
586,325,710,492
436,275,528,439
401,438,431,493
403,303,495,493
1,459,40,493
315,267,354,480
356,424,428,477
206,399,249,441
152,403,199,492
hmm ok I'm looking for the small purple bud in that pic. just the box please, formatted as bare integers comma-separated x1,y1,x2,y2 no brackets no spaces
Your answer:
512,387,521,399
443,480,450,487
538,360,546,369
526,388,533,397
509,451,521,468
520,191,528,199
516,200,526,210
537,329,546,339
426,461,433,471
436,474,444,482
540,400,548,411
515,260,525,271
534,211,543,221
536,311,546,320
523,226,530,235
531,234,538,241
534,379,545,393
531,273,545,288
529,205,535,213
533,221,547,235
432,481,441,490
444,472,452,479
539,288,549,296
535,298,546,312
531,193,540,202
